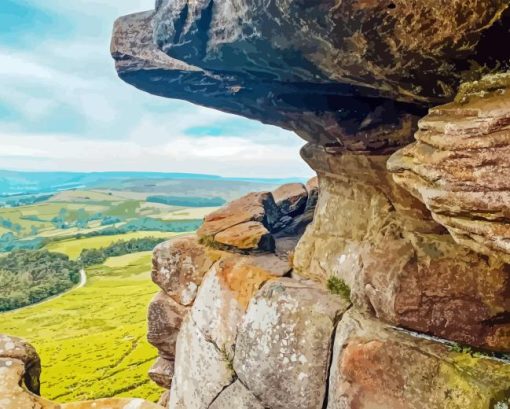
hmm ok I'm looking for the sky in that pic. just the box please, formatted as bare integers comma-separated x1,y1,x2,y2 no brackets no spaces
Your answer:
0,0,312,178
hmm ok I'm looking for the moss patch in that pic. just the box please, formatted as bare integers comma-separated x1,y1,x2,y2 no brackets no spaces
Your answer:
327,276,351,301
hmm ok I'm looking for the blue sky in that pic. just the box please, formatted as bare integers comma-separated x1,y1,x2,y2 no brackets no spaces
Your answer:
0,0,312,178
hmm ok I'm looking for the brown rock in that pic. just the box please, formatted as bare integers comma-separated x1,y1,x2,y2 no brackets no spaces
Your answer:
147,291,188,360
148,357,174,389
234,278,349,409
295,144,510,351
272,183,308,216
388,73,510,263
158,390,170,407
327,310,510,409
214,221,275,252
152,236,213,305
198,192,280,240
0,335,41,395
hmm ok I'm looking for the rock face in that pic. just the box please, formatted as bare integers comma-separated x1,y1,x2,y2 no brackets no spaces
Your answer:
388,73,510,263
295,143,510,351
111,1,510,151
146,181,318,405
234,279,349,409
328,310,510,409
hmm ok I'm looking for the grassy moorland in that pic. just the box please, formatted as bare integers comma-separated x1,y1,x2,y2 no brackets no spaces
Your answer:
0,251,165,403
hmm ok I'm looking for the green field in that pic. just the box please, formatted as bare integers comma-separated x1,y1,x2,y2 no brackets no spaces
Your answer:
0,251,165,403
45,231,177,259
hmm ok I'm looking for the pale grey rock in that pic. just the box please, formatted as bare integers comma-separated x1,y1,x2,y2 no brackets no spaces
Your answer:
209,381,264,409
169,315,235,409
234,278,349,409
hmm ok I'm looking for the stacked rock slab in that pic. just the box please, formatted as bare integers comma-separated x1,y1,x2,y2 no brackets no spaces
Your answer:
148,182,320,406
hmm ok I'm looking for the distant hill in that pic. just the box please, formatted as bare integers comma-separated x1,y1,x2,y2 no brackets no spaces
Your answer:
0,170,305,204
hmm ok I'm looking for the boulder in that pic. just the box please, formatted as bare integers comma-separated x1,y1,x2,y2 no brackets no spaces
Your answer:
198,192,280,240
148,357,174,389
168,315,235,409
272,183,308,217
388,73,510,263
234,278,350,409
147,291,188,360
327,310,510,409
191,257,273,356
152,236,213,305
295,144,510,351
209,381,264,409
214,221,275,252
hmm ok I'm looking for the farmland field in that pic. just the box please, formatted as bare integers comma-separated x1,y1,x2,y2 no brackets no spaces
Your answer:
0,172,288,403
0,250,165,403
45,230,177,259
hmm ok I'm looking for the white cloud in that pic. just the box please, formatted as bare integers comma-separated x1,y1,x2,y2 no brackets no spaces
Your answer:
0,0,312,178
0,131,313,178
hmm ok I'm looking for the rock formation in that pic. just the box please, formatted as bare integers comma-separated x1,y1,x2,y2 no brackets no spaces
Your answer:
3,1,510,408
109,2,510,407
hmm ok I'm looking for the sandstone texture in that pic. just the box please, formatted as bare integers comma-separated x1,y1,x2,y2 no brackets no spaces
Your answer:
209,381,264,409
389,73,510,263
152,235,214,306
147,291,188,360
328,310,510,409
234,279,350,409
295,143,510,351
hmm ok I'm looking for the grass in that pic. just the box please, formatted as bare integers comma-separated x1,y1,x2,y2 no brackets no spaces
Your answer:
0,251,164,403
45,231,177,259
326,276,351,301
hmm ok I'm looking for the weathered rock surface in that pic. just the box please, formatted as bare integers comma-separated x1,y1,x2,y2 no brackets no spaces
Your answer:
272,183,308,216
214,221,274,251
190,257,272,356
152,236,213,306
234,278,350,409
295,144,510,351
168,314,235,409
112,1,510,151
198,192,279,239
109,5,510,406
0,335,40,396
147,291,188,360
328,310,510,409
389,73,510,263
148,356,174,389
209,381,264,409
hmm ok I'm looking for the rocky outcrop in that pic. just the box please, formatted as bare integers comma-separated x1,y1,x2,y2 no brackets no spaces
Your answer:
148,181,319,405
388,73,510,263
0,336,161,409
294,143,510,351
111,1,510,152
